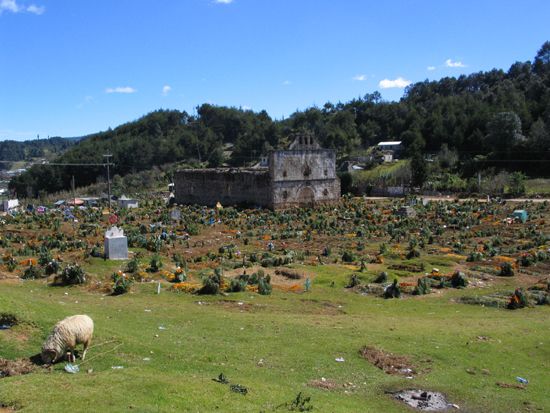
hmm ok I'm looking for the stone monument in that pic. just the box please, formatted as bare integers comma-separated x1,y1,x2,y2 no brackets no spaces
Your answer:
104,226,128,260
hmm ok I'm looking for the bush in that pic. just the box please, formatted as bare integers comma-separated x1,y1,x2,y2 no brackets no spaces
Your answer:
374,271,388,283
227,278,247,293
258,274,272,295
341,251,356,263
125,257,139,273
148,254,163,272
413,277,431,295
450,271,468,288
173,267,187,283
384,279,401,299
38,248,52,267
44,259,60,276
346,274,361,288
467,252,484,262
499,262,515,277
112,271,133,295
57,264,86,285
22,265,43,280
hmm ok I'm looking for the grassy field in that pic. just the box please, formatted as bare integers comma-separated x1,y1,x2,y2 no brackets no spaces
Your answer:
1,198,549,412
1,267,549,412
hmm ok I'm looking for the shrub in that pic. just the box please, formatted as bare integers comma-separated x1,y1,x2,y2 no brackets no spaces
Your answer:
112,271,133,295
44,259,60,276
384,279,401,299
148,254,163,273
173,267,187,283
125,257,139,273
450,271,468,288
258,274,272,295
346,274,361,288
198,276,220,295
341,251,355,263
413,277,431,295
38,248,52,266
507,288,528,310
22,265,43,280
374,272,388,283
467,252,484,262
406,248,420,259
57,264,86,285
227,278,247,293
499,262,515,277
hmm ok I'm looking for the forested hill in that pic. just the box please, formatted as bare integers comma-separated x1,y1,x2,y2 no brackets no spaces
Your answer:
0,137,78,169
10,41,550,197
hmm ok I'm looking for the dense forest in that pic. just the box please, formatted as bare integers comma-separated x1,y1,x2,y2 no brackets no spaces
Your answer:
8,42,550,197
0,137,78,170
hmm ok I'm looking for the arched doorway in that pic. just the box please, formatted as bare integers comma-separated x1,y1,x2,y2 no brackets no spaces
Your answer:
297,187,315,208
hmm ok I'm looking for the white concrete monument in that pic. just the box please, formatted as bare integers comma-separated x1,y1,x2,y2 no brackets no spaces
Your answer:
104,226,128,260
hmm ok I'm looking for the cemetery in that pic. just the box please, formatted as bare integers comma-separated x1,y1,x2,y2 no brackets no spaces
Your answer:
0,196,549,412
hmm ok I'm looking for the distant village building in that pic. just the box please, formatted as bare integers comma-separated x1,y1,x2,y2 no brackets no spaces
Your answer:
376,141,403,162
2,199,19,212
174,132,340,209
118,195,139,209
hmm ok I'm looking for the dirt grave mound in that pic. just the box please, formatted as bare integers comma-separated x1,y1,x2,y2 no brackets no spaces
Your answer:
0,358,36,379
359,346,416,376
394,389,453,411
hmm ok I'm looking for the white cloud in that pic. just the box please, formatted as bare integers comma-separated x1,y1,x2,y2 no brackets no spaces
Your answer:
162,85,172,96
282,80,291,86
445,59,466,68
427,66,436,71
214,0,233,3
353,74,366,81
26,4,44,14
76,96,94,109
105,86,137,94
0,0,20,13
378,77,411,89
0,0,45,15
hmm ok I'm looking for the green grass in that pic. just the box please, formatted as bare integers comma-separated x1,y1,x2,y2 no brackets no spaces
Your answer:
525,178,550,196
1,272,549,412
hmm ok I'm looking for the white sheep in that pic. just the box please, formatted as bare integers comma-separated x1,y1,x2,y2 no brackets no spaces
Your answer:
41,314,94,364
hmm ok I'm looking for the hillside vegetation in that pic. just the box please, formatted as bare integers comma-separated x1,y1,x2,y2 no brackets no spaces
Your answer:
9,42,550,197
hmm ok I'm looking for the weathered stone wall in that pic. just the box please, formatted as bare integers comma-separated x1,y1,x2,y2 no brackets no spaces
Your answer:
269,149,340,209
269,149,337,182
174,168,271,207
271,179,341,209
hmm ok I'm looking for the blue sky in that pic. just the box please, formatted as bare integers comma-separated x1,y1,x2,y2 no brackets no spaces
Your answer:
1,0,549,140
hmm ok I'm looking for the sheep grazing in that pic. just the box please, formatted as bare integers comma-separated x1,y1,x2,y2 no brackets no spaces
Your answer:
41,314,94,364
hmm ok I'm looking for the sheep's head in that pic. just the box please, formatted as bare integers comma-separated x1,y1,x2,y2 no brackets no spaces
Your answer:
41,349,58,364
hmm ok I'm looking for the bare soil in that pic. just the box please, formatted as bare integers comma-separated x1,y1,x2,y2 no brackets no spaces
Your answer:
359,346,416,376
0,358,36,379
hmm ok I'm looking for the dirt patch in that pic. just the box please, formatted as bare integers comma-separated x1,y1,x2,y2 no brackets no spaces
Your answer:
496,382,526,390
300,299,346,315
394,390,453,411
308,378,341,390
0,358,36,379
359,346,416,376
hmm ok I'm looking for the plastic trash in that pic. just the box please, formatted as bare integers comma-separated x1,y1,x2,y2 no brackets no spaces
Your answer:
111,366,124,370
516,377,528,384
158,326,167,330
64,363,80,374
335,357,345,362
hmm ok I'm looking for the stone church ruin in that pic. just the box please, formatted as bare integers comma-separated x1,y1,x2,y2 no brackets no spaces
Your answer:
174,132,340,209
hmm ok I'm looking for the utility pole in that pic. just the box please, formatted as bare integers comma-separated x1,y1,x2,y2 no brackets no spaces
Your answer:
71,175,76,209
104,154,113,211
